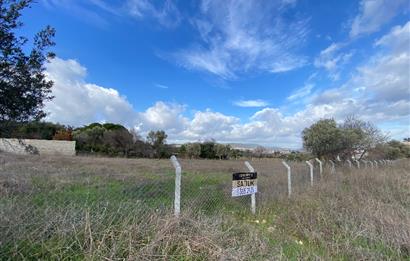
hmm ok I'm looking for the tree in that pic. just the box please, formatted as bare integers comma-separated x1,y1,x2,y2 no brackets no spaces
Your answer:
340,115,386,160
0,0,56,125
186,143,201,159
146,130,168,158
52,129,72,141
302,119,343,159
0,120,69,139
215,144,231,159
200,140,216,159
103,129,134,156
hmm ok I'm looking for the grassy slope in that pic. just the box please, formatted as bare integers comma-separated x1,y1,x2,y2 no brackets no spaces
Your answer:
0,154,409,260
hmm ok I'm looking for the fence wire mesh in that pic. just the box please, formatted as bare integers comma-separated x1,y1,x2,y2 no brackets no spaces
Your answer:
0,153,397,258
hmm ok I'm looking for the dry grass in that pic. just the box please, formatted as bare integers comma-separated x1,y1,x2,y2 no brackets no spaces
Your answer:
0,153,409,260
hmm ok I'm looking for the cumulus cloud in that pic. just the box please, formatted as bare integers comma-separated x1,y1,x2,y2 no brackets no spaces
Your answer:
350,0,409,38
175,0,309,78
136,102,188,134
233,99,269,107
183,110,240,140
45,57,136,127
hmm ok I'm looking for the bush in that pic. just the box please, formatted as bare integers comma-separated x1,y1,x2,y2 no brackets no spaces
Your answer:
52,129,73,141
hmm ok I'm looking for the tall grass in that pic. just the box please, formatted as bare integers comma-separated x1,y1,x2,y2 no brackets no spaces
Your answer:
0,153,409,260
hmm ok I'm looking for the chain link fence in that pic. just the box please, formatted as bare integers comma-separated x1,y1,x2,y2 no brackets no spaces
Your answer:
0,153,398,258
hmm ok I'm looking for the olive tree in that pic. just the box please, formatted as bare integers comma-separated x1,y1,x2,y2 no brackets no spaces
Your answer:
302,119,343,159
340,115,386,160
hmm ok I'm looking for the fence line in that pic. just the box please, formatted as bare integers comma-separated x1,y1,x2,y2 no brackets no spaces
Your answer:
168,156,396,216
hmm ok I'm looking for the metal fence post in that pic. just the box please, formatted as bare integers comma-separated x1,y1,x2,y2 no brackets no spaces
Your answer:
170,155,181,217
306,160,314,187
244,161,256,214
315,158,322,177
282,161,291,197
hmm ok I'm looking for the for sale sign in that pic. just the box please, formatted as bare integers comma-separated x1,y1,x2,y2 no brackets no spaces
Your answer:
232,172,257,197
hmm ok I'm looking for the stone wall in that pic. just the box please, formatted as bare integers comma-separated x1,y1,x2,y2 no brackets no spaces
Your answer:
0,138,76,156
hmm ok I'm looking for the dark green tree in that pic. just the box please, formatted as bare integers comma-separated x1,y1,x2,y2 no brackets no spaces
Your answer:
200,140,216,159
0,0,56,128
302,119,343,159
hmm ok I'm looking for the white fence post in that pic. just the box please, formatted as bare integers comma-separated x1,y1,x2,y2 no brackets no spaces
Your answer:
346,159,352,168
329,160,336,175
244,161,256,214
282,161,291,197
315,158,322,177
374,160,378,168
170,155,181,217
369,160,374,169
355,160,360,169
306,160,314,187
363,160,368,169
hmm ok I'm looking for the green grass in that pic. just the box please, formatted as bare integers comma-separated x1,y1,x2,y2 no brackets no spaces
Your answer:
1,155,409,260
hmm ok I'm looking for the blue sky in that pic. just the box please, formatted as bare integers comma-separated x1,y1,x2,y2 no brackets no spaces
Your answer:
23,0,410,148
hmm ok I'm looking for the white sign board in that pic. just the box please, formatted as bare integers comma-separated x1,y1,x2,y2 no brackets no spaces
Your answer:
232,172,258,197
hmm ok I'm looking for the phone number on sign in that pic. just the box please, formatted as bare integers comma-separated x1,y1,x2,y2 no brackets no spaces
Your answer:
232,186,257,197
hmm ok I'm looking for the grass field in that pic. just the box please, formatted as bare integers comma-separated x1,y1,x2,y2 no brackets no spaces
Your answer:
0,153,409,260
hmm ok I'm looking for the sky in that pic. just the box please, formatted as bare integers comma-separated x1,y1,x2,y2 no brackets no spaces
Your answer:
22,0,410,148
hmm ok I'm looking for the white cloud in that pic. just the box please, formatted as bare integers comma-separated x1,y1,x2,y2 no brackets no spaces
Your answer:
233,99,269,107
353,21,410,103
314,42,353,80
287,84,314,101
45,58,136,127
43,0,181,28
137,102,188,135
155,83,169,89
375,21,410,53
182,110,240,140
175,0,309,78
350,0,409,38
126,0,181,28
